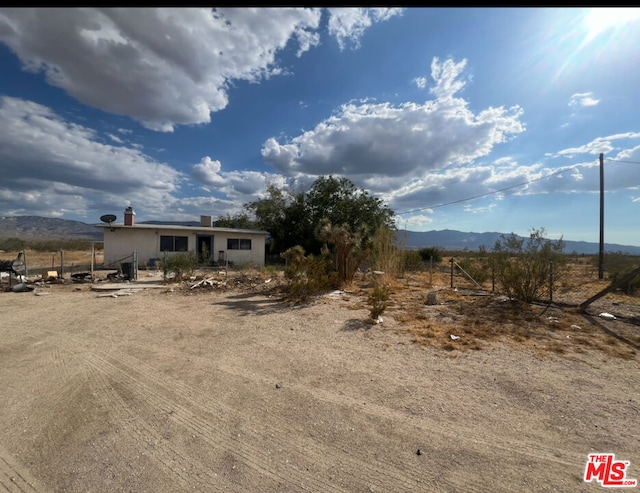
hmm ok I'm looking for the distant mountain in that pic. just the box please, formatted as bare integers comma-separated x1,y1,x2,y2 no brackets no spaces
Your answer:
1,216,639,255
399,229,640,255
0,215,102,240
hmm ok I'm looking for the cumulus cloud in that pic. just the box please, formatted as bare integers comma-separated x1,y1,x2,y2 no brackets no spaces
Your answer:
192,156,288,203
327,8,404,50
413,76,428,89
262,57,525,197
0,96,184,219
569,92,600,108
0,8,323,132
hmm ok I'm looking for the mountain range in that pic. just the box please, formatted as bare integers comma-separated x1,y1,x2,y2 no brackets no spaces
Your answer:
1,216,639,255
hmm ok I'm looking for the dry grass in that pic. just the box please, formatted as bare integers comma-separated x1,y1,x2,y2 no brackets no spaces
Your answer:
371,267,639,361
2,248,104,272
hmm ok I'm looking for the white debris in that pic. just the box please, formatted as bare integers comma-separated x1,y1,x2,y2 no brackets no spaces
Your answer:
570,324,582,330
450,334,460,341
599,312,616,320
376,315,383,324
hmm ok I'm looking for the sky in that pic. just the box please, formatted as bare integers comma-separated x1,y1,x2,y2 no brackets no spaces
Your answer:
1,7,640,246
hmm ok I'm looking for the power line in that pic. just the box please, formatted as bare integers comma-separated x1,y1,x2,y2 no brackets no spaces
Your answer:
396,160,594,216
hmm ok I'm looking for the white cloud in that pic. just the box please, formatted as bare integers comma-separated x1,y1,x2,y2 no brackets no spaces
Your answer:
0,96,184,219
569,92,600,108
191,156,288,203
555,132,640,157
413,76,428,89
262,57,525,200
327,8,404,50
0,8,324,132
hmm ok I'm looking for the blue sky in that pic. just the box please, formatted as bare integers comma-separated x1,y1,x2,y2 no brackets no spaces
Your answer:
1,7,640,246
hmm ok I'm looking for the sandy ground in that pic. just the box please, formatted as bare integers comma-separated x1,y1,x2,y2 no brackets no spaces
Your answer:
0,271,638,493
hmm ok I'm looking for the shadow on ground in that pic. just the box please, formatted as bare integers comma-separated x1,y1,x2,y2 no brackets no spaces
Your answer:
341,318,371,331
214,291,302,316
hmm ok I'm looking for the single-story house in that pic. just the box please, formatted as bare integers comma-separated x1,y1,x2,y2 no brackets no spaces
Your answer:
96,207,270,269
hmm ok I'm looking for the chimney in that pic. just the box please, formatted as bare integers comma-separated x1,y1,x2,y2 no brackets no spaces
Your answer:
124,206,136,226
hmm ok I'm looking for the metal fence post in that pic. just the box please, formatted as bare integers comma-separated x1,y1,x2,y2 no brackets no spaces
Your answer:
450,257,454,289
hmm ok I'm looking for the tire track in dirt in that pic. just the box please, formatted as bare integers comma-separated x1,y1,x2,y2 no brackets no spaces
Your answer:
104,341,577,493
47,332,418,493
83,362,235,492
106,346,430,493
48,331,342,492
0,445,50,493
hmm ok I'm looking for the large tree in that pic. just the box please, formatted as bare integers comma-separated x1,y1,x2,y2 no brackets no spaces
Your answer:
245,176,395,256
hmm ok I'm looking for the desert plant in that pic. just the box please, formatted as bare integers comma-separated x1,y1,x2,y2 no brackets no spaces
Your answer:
316,219,373,287
418,247,443,264
402,250,424,272
610,265,640,295
456,256,491,284
281,245,337,302
368,283,391,321
162,252,199,281
369,226,404,278
492,227,567,303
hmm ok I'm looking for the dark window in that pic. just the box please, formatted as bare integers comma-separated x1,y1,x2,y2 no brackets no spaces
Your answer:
160,235,189,252
227,238,251,250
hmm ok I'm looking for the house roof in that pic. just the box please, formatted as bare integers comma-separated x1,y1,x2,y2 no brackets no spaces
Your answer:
95,223,269,235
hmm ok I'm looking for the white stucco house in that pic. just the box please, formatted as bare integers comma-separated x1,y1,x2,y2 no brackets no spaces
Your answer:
96,208,270,269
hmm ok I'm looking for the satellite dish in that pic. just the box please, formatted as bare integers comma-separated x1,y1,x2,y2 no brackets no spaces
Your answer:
100,214,117,231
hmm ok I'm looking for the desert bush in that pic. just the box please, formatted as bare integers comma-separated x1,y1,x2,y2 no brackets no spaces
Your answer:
281,245,338,302
456,256,491,284
0,237,27,252
402,250,424,272
368,283,391,320
162,252,199,281
418,247,443,263
492,228,567,303
610,265,640,295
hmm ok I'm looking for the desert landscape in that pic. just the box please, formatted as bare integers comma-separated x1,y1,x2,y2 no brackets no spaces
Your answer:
0,260,639,493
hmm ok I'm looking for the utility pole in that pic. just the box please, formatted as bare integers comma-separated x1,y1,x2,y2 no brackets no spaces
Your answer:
598,153,604,280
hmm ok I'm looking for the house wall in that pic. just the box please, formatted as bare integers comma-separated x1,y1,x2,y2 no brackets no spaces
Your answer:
102,227,266,268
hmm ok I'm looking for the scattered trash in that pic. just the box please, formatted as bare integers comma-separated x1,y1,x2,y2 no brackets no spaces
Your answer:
599,312,616,320
326,290,344,299
190,278,227,290
376,315,383,324
275,383,282,389
416,449,423,456
11,282,33,292
570,324,582,330
450,334,460,341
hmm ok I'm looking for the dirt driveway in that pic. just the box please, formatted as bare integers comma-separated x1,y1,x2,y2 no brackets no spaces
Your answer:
0,274,638,492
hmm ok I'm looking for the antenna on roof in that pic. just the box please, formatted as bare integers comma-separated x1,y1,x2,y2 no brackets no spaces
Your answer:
100,214,117,232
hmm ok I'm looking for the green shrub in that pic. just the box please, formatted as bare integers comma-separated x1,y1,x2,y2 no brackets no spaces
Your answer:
418,247,442,263
492,228,567,303
456,256,491,284
162,252,199,281
368,284,391,320
402,250,424,272
281,245,338,303
610,266,640,295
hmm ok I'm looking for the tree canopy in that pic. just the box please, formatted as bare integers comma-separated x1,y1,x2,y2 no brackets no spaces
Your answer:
245,176,396,256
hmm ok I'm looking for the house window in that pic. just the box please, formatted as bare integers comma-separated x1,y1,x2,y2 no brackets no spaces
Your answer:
227,238,252,250
160,235,188,252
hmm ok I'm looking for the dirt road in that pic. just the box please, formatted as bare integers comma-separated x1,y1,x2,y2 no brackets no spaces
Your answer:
0,279,638,492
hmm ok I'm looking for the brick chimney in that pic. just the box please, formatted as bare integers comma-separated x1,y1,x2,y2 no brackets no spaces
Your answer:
124,206,136,226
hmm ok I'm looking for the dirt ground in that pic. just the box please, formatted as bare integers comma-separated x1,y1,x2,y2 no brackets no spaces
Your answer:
0,268,638,493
